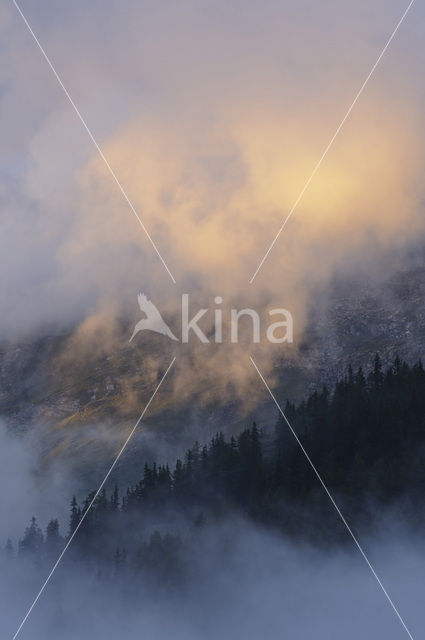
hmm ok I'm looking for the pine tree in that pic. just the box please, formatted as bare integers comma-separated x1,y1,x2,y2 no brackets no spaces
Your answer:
45,519,62,554
69,496,80,536
19,517,44,556
4,538,14,557
111,485,119,511
369,353,384,389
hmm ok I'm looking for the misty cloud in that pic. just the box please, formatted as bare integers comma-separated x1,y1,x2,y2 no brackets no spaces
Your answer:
1,0,424,336
1,517,423,639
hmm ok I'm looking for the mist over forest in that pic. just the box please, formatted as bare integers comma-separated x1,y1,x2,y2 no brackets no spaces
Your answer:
2,0,425,638
2,357,425,638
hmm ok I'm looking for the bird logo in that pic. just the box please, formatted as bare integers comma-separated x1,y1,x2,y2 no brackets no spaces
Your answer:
129,293,179,342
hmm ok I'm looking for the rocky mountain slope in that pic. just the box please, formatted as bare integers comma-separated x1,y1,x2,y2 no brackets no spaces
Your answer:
0,254,424,483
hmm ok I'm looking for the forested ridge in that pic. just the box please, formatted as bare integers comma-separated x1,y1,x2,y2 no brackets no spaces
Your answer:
8,356,425,576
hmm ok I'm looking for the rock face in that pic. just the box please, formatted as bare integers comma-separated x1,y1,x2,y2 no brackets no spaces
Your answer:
306,262,425,387
0,257,424,480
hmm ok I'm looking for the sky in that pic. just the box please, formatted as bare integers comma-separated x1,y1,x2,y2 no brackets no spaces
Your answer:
1,0,425,399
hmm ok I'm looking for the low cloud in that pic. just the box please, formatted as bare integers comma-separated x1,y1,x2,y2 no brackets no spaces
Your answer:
1,0,425,405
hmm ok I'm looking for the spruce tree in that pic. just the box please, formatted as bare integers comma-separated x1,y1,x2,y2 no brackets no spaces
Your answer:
19,517,44,556
69,496,80,536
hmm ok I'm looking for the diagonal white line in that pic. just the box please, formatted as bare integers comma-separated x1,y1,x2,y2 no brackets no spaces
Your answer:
12,0,176,284
250,356,414,640
12,357,176,640
249,0,416,284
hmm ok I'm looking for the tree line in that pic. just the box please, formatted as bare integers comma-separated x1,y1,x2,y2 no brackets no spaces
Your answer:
7,355,425,570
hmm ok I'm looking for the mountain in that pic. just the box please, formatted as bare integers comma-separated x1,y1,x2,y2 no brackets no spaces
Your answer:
1,256,424,485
